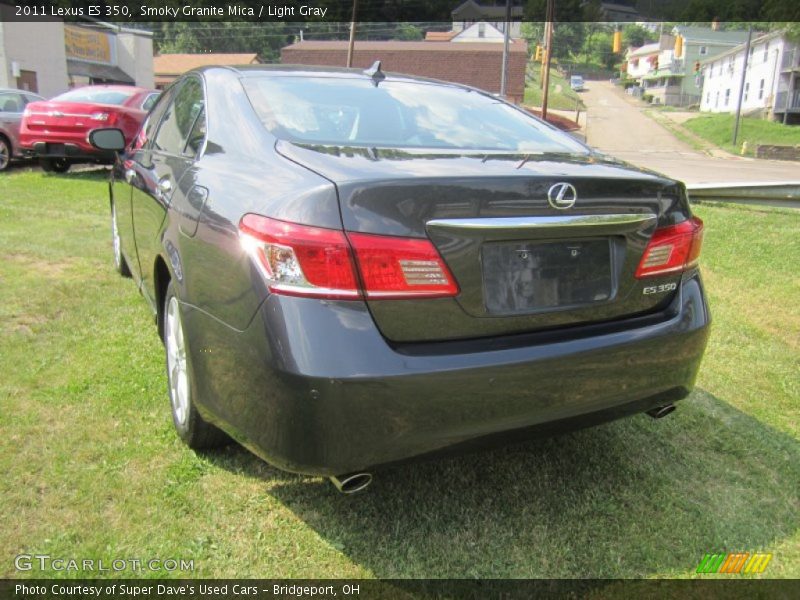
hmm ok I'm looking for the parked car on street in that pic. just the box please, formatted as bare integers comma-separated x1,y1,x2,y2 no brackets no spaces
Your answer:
570,75,586,91
91,65,709,493
20,85,159,172
0,87,45,172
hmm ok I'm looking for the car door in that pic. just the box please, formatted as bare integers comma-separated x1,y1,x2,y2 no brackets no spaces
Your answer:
131,76,205,310
117,86,176,284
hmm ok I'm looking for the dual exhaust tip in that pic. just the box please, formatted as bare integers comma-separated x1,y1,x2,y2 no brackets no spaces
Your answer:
328,405,676,493
329,472,372,494
647,404,676,419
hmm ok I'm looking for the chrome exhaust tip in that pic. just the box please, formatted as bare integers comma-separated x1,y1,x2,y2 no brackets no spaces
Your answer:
647,404,676,419
329,472,373,494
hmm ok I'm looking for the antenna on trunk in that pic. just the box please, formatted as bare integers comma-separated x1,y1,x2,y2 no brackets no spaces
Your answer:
363,60,385,86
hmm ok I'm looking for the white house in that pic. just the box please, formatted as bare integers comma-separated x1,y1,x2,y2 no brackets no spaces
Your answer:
626,42,661,80
700,30,800,123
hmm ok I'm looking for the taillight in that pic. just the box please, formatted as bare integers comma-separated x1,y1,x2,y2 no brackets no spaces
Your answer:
238,215,459,300
635,216,704,278
348,232,459,299
239,214,359,299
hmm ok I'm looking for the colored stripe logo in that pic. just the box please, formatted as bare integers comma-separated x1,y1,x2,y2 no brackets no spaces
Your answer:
696,552,772,574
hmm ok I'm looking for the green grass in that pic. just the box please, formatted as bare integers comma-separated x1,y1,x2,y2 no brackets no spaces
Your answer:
524,66,586,111
683,114,800,156
1,171,798,578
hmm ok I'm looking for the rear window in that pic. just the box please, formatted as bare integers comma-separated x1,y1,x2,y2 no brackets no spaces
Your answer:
54,88,136,105
242,76,588,154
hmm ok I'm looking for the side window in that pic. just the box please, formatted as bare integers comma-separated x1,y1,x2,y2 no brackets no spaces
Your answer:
183,106,206,157
153,78,204,156
142,93,160,112
0,92,25,113
132,86,176,151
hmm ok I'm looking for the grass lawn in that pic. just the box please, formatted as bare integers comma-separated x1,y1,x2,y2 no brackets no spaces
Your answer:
683,114,800,156
524,66,586,111
1,170,798,579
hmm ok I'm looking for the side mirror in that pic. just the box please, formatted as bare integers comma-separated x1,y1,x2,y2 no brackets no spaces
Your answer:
89,128,126,151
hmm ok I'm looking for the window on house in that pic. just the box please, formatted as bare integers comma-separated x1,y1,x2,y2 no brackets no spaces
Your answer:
744,82,749,102
706,91,710,103
759,78,765,99
715,91,719,107
478,23,485,38
708,64,713,79
763,42,769,62
699,46,707,55
724,89,730,106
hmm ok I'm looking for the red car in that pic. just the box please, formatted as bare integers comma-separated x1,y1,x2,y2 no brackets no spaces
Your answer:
20,85,159,172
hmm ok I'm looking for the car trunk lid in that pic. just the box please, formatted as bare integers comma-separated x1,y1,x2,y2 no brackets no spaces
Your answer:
277,142,692,342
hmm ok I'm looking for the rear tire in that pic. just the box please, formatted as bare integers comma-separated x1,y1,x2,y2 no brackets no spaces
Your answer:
163,281,228,450
111,201,132,277
40,157,71,173
0,136,11,172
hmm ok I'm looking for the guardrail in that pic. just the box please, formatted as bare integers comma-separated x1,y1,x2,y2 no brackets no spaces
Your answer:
687,182,800,207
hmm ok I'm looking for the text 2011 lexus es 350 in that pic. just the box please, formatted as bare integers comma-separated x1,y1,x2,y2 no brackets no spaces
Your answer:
91,65,710,493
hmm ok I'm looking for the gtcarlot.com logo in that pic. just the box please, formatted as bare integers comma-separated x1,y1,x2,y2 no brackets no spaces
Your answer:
696,552,772,574
14,554,194,573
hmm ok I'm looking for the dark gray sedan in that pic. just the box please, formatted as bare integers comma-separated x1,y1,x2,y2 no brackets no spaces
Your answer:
0,87,44,171
91,65,710,493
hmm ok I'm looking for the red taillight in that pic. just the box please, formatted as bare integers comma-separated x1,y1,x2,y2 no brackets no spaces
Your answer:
239,214,359,299
348,232,459,299
635,216,704,278
238,215,459,300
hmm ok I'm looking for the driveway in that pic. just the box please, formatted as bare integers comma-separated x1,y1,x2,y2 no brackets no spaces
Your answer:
582,81,798,185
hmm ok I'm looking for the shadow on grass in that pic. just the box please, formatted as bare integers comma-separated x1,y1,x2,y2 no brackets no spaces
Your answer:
207,389,800,578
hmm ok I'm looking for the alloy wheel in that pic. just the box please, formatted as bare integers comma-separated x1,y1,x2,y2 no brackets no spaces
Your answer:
166,297,190,428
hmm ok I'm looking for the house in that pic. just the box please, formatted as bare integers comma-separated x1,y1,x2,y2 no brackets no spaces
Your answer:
625,42,661,80
425,21,506,44
281,39,528,103
153,53,261,89
597,2,642,22
699,30,800,124
0,6,153,97
639,26,749,106
451,0,523,39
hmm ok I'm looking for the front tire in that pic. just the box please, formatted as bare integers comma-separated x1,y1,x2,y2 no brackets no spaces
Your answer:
164,281,228,450
111,201,132,277
40,157,71,173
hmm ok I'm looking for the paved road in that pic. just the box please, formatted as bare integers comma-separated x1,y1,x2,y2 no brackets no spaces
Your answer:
582,81,798,185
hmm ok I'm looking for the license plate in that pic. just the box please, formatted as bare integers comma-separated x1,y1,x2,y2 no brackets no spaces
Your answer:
46,143,65,154
482,239,613,314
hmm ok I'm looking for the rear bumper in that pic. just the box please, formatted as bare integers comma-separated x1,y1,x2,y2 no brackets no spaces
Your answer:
185,271,710,476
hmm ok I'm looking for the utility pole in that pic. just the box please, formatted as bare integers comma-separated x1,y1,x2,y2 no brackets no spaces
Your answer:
500,0,511,97
732,26,752,147
541,0,555,121
346,0,358,68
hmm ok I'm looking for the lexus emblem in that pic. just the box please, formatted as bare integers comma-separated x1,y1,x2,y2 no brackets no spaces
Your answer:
547,183,577,210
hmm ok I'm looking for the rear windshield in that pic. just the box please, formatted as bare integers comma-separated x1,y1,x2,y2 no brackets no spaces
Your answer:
54,88,135,105
242,76,588,154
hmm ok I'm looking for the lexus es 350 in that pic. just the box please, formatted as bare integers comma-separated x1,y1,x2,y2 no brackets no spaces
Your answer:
90,65,710,493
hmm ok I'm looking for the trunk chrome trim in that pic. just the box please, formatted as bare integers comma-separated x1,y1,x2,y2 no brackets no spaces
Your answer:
427,213,657,230
427,213,657,240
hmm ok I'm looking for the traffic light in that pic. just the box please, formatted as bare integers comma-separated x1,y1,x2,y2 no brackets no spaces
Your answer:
612,30,622,53
534,45,542,61
674,35,683,58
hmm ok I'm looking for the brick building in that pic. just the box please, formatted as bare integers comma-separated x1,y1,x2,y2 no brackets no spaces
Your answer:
280,40,528,103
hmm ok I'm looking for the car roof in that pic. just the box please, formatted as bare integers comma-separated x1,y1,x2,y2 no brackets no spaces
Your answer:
0,87,43,96
192,64,476,90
